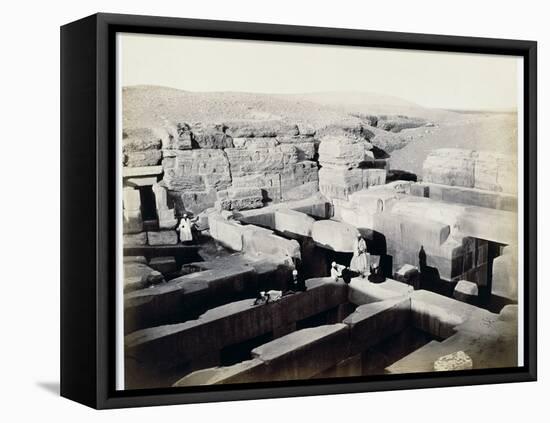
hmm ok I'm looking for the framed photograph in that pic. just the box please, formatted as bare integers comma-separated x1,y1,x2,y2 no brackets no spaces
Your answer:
60,13,537,409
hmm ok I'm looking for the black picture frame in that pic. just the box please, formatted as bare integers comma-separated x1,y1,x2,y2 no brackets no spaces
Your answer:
60,12,537,409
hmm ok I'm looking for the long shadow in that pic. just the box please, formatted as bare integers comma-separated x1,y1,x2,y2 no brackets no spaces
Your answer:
36,381,59,396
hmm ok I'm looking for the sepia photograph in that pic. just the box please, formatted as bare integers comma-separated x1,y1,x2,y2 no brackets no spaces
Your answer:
118,32,523,390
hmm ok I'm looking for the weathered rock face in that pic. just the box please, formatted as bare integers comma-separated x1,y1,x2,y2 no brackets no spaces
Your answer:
123,120,322,217
123,127,168,152
124,262,164,292
190,123,234,149
423,149,517,194
215,187,264,211
163,149,232,192
224,120,299,138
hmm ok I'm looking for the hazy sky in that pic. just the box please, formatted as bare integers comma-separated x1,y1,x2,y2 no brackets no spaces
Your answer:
119,32,521,111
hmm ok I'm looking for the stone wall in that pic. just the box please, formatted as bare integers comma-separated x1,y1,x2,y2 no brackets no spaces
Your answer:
121,121,322,216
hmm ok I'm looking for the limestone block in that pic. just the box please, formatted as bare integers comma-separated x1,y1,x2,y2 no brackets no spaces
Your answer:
433,351,473,371
344,297,411,354
176,190,218,215
274,209,315,237
162,124,193,150
152,183,169,210
124,150,162,167
232,173,281,202
318,136,368,169
242,227,301,263
123,255,147,264
123,187,141,211
162,149,231,192
400,217,451,251
123,165,163,178
250,324,349,381
225,121,299,138
453,280,479,303
319,167,363,200
208,213,246,251
423,149,476,188
492,248,518,301
123,209,143,234
215,188,264,211
190,123,233,149
232,137,279,149
123,232,147,247
147,230,178,246
122,127,168,152
410,183,429,197
148,256,178,275
348,278,413,305
410,290,482,339
362,168,386,188
311,220,359,252
126,176,158,188
124,262,164,292
281,161,319,201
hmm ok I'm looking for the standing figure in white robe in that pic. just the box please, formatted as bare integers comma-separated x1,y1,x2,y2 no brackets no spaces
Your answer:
177,214,196,243
350,234,369,277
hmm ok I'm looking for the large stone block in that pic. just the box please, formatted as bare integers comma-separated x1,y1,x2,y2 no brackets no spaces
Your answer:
362,168,386,188
215,188,264,211
344,297,411,355
250,324,350,381
122,127,168,152
453,280,479,304
123,187,141,211
147,230,178,246
124,150,162,167
208,213,246,251
162,124,193,150
319,167,363,200
242,227,301,263
190,123,233,149
123,232,147,247
274,209,315,237
280,161,319,201
232,173,281,202
311,220,359,252
123,209,143,234
232,137,279,149
492,247,518,301
318,136,370,169
348,278,413,305
124,262,164,292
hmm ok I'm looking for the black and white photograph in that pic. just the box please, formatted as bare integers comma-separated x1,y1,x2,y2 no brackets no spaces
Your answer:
119,32,525,390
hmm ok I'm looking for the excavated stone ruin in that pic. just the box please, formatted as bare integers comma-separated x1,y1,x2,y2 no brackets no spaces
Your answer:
121,119,519,389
